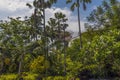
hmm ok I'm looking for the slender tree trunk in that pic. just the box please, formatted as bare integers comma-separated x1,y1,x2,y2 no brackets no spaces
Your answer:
18,58,22,75
34,0,38,41
18,48,25,78
18,53,23,76
77,0,82,48
63,27,66,76
0,55,4,74
43,0,48,78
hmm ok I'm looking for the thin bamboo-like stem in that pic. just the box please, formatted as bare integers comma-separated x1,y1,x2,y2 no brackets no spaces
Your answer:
77,0,82,49
63,26,66,76
43,0,48,79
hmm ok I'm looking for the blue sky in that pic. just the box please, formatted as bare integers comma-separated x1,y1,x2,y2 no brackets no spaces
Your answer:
53,0,103,19
0,0,109,33
0,0,104,20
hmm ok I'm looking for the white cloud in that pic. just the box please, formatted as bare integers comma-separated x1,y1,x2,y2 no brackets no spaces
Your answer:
0,0,33,20
0,0,30,11
0,0,86,36
92,5,97,10
45,7,72,21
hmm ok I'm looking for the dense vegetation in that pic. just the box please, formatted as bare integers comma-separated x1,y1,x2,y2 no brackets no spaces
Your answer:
0,0,120,80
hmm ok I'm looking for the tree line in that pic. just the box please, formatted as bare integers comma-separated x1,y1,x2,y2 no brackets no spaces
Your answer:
0,0,120,80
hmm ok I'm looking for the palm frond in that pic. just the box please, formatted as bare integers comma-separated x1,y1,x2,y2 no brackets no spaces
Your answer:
26,3,33,9
71,2,77,11
66,0,72,4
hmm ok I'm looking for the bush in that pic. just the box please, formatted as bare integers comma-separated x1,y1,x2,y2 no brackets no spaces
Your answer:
0,73,38,80
43,76,80,80
0,74,17,80
30,56,50,74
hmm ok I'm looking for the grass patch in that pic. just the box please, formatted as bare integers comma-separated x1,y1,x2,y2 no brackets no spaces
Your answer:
0,74,17,80
0,73,79,80
0,73,38,80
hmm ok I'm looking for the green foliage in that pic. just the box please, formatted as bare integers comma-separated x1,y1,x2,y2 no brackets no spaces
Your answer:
46,12,69,50
0,74,17,80
30,56,49,74
0,73,38,80
87,0,120,29
67,28,120,78
44,75,80,80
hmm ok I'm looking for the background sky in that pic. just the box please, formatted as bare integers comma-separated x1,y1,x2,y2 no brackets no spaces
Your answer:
0,0,105,35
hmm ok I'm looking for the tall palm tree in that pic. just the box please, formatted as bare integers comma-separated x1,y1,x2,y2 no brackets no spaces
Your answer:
66,0,91,48
32,0,58,77
34,0,58,53
27,0,58,77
